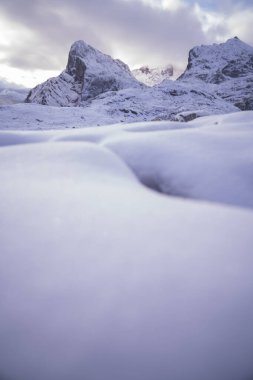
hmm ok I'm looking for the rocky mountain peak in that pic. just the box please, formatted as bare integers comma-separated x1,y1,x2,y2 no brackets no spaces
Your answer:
26,40,142,106
178,37,253,83
178,37,253,110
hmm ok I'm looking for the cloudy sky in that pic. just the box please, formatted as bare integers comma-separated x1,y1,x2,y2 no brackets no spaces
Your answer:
0,0,252,88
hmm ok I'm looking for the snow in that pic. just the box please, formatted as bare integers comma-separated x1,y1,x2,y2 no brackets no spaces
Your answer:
179,37,253,83
103,112,253,208
26,40,142,107
0,79,29,105
1,109,253,380
132,64,173,86
178,37,253,111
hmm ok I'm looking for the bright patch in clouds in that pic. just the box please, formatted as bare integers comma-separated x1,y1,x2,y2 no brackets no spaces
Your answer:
0,64,60,88
140,0,185,11
194,4,225,40
225,8,253,43
0,0,252,87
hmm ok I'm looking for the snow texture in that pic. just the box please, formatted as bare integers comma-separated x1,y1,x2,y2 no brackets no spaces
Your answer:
1,108,253,210
1,112,253,380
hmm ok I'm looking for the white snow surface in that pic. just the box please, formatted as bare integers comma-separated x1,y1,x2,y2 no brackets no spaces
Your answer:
1,111,253,380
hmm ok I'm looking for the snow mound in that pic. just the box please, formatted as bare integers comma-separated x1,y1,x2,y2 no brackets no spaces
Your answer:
103,111,253,209
1,110,253,210
1,136,253,380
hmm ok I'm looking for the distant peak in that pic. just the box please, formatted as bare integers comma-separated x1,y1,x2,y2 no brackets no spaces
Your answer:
70,40,89,49
226,36,241,43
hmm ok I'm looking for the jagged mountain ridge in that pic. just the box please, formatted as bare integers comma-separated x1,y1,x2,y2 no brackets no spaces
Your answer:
26,37,253,122
132,65,173,86
26,41,142,107
178,37,253,110
179,37,253,83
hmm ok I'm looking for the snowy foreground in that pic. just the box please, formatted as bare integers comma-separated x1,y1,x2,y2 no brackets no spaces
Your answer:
1,108,253,380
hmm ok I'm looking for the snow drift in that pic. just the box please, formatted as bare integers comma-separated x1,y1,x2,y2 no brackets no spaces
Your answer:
1,134,253,380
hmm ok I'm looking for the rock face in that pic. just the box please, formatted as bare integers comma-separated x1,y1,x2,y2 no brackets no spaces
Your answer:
132,65,173,86
178,37,253,110
26,41,142,106
26,37,253,121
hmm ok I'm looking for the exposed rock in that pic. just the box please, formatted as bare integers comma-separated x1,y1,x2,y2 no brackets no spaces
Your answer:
178,37,253,110
26,41,142,106
25,37,253,122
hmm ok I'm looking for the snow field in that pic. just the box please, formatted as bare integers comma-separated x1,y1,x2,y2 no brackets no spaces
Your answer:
1,111,253,380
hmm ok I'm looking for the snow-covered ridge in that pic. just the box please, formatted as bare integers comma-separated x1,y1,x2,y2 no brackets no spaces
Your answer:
26,40,142,107
25,37,253,121
132,64,173,86
179,37,253,83
179,37,253,110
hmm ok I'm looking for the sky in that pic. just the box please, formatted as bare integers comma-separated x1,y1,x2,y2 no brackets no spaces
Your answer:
0,0,253,88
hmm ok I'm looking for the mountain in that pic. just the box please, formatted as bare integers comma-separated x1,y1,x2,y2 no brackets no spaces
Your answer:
26,41,142,107
0,79,29,105
178,37,253,110
132,65,173,86
25,37,253,122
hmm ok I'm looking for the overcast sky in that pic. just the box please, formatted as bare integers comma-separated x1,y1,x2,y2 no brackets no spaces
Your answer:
0,0,253,87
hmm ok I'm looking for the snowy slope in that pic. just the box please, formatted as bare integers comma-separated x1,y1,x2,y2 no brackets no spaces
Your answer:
132,64,173,86
0,82,237,131
1,114,253,380
1,110,253,210
179,37,253,110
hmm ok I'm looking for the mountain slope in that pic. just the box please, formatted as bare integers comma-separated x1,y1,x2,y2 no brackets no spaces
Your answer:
26,41,142,107
178,37,253,110
25,37,253,121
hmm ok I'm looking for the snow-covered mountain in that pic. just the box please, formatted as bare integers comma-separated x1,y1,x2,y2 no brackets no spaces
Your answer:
179,37,253,110
132,65,173,86
0,79,29,105
26,41,142,107
25,37,253,121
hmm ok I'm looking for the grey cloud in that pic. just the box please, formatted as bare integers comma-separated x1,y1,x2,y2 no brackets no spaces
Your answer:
0,0,251,73
0,0,208,71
